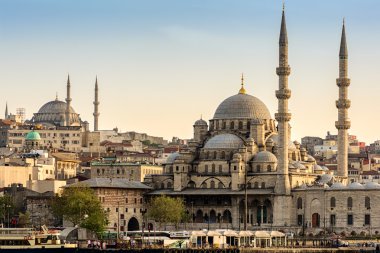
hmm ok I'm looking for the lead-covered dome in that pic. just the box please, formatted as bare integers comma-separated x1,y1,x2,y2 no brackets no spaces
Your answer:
37,100,76,114
213,93,271,120
204,134,243,149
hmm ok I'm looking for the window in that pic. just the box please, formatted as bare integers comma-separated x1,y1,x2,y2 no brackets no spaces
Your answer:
140,198,143,204
218,182,224,189
330,214,336,226
205,165,208,173
230,121,235,129
238,121,243,130
134,198,137,204
212,164,215,173
365,214,371,225
347,197,353,208
261,182,265,188
134,208,136,213
120,214,124,219
167,181,172,188
297,197,302,209
221,151,225,159
125,208,128,212
210,181,215,189
365,196,371,209
297,215,303,226
222,121,226,129
267,165,271,172
213,151,217,159
126,198,128,203
219,165,223,173
116,208,119,212
347,214,353,225
330,197,336,208
254,182,259,188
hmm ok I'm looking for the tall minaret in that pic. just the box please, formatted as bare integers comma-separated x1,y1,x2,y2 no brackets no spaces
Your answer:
4,102,8,119
65,74,72,126
335,20,350,182
274,6,291,195
93,76,100,131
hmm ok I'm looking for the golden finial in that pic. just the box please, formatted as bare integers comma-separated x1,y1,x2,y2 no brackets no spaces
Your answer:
239,73,246,94
55,92,58,101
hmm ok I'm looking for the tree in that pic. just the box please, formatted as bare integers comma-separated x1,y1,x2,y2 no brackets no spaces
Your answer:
18,211,31,228
51,184,108,233
0,195,14,226
147,195,186,229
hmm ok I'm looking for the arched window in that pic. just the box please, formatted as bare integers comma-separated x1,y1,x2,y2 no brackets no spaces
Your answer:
212,164,216,173
238,121,243,130
213,151,217,159
221,151,225,159
256,165,261,172
218,165,223,173
205,165,208,173
297,197,302,209
169,166,173,173
205,152,209,159
167,181,172,188
365,196,371,209
218,182,224,188
254,182,259,188
247,121,250,129
222,121,226,129
347,197,353,208
330,197,336,208
210,181,215,189
161,182,165,189
230,121,235,129
201,182,207,189
261,182,265,188
267,165,271,172
247,183,252,189
188,181,196,188
216,121,219,129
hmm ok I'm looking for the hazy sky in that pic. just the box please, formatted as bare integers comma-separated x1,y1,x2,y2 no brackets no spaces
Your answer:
0,0,379,143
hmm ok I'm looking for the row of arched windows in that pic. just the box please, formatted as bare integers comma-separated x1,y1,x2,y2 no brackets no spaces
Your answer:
210,119,275,132
254,164,274,172
200,180,225,189
160,181,172,189
204,164,224,174
247,182,266,189
297,196,371,210
203,151,233,160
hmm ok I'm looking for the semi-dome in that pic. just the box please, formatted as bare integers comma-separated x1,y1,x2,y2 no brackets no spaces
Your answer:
204,134,243,149
348,182,364,189
25,130,41,141
254,151,277,163
213,93,271,120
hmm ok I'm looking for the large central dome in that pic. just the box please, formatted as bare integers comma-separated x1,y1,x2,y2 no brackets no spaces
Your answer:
37,100,76,114
213,93,271,120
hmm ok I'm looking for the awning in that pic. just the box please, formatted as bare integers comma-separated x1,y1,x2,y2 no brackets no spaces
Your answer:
238,231,253,237
223,230,239,237
253,231,270,238
270,231,285,237
207,231,222,236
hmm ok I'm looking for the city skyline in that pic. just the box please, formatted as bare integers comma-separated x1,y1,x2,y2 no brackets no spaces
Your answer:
1,0,380,142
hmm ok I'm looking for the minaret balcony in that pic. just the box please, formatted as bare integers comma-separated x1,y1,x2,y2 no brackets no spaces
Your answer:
335,120,351,130
335,99,351,109
275,89,291,99
275,112,292,122
276,66,291,76
336,78,350,87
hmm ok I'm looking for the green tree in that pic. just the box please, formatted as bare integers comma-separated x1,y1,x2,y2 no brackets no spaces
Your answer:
18,211,31,228
147,195,186,229
51,184,108,233
0,195,14,226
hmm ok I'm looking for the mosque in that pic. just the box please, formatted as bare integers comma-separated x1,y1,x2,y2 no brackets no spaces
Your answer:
150,9,380,235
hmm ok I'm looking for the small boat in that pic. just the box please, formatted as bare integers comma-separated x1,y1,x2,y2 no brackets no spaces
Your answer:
0,226,77,249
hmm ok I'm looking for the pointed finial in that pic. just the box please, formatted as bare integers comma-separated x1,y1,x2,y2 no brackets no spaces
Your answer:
200,114,203,120
55,92,58,101
67,74,70,85
279,4,288,45
95,75,98,88
339,18,348,57
238,73,246,94
282,0,285,11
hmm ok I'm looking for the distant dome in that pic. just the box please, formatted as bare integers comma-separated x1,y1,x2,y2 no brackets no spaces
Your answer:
213,93,271,120
317,174,333,184
254,151,277,163
25,130,41,141
166,152,180,164
307,155,316,162
194,118,207,126
293,161,306,170
348,182,364,189
204,134,243,150
314,164,323,171
32,99,81,126
330,182,346,190
364,182,380,189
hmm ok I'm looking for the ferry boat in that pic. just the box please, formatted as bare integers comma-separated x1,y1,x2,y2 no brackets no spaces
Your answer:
0,226,77,249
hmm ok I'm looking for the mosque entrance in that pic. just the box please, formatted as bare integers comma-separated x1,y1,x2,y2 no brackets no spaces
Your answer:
312,213,320,228
127,217,140,231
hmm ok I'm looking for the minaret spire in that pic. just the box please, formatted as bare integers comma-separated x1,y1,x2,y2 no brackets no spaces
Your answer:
65,74,72,126
93,76,100,131
5,102,8,119
273,6,292,227
336,20,350,183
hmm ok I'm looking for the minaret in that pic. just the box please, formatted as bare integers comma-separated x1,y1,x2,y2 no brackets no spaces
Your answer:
335,20,350,182
65,74,72,126
4,102,8,119
93,76,100,131
274,6,291,195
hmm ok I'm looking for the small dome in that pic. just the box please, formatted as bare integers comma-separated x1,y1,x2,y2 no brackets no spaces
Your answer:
317,174,333,184
194,118,207,126
314,164,323,171
329,182,346,190
364,182,380,189
293,161,306,170
165,152,180,164
321,166,329,171
266,138,274,145
204,134,243,149
25,130,41,141
233,153,242,161
348,182,364,189
307,155,316,162
213,93,271,120
254,151,277,163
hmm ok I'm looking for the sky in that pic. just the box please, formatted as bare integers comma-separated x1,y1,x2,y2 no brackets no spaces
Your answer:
0,0,380,143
